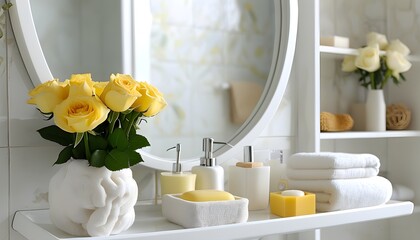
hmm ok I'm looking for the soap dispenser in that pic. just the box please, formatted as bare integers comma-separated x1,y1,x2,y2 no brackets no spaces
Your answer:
228,146,270,210
160,144,196,195
191,138,227,190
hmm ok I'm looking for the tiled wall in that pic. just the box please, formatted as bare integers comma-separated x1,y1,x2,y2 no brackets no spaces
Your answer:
2,2,296,240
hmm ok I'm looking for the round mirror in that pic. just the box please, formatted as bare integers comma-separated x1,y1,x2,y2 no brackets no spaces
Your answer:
9,0,298,171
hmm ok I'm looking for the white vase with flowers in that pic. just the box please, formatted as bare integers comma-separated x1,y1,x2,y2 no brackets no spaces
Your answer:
342,32,412,131
27,73,167,236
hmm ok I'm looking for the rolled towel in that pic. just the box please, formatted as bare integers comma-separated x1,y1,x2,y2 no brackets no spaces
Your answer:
288,176,392,212
287,152,380,170
287,168,379,180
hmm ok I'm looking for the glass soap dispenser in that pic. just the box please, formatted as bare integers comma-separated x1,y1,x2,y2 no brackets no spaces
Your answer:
160,143,196,196
191,138,228,190
228,146,270,210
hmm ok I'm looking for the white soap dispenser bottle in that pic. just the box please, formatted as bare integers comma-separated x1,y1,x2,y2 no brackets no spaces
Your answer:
228,146,270,210
191,138,227,190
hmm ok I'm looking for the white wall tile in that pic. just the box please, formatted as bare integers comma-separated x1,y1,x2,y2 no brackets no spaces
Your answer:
9,147,61,212
131,165,157,202
0,14,6,148
7,26,51,148
321,219,390,240
0,148,8,240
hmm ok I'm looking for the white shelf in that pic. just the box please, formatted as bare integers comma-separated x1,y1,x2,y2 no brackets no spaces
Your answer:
320,45,359,56
12,201,413,240
320,130,420,140
319,45,420,62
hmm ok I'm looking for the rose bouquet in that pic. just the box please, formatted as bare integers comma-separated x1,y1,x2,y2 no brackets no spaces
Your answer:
27,73,166,171
341,32,412,89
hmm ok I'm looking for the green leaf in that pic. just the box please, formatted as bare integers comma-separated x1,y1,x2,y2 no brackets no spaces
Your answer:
128,126,137,136
128,150,143,166
55,146,73,165
37,125,73,146
74,132,84,148
72,142,86,159
108,128,129,150
105,149,130,171
90,150,107,167
128,134,150,150
89,135,108,151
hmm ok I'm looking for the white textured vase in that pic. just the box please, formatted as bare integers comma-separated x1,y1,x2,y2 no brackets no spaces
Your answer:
48,160,138,237
365,89,386,131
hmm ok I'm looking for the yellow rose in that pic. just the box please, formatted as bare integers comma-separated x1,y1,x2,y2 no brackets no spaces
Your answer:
68,73,95,97
355,45,380,72
386,50,412,79
27,79,69,113
93,81,109,97
367,32,388,50
133,82,167,117
53,95,110,133
100,74,141,112
341,55,357,72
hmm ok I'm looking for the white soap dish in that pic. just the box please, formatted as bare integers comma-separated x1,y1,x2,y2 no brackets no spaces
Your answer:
161,194,249,228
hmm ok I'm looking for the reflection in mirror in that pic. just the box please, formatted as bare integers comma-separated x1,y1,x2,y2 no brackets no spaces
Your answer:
30,0,276,159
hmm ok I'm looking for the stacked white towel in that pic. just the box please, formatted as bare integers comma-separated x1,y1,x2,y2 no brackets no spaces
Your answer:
286,152,392,212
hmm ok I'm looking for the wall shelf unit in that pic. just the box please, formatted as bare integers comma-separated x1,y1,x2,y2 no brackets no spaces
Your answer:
12,201,413,240
296,0,420,239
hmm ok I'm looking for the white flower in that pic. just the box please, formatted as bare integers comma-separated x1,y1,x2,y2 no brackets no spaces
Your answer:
387,39,410,56
341,55,357,72
386,50,412,79
367,32,388,50
355,45,381,72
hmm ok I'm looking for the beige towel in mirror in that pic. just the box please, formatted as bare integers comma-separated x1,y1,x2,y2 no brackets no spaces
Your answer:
229,81,263,124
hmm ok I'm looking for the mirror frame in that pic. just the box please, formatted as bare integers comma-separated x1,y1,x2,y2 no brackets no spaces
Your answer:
9,0,298,171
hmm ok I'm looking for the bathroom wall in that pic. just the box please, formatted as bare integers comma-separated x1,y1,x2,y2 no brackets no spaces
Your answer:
30,0,123,81
3,2,296,240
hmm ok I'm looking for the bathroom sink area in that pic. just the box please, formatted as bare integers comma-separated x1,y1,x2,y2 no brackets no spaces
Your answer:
12,201,413,240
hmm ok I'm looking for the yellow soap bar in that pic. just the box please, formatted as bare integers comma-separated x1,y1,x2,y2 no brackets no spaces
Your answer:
270,191,316,217
179,190,235,202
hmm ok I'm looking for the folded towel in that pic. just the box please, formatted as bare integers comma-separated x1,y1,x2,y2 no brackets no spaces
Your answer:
288,176,392,212
287,152,380,170
287,168,379,180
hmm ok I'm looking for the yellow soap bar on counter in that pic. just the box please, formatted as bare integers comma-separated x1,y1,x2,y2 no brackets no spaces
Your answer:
180,190,235,202
270,191,316,217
